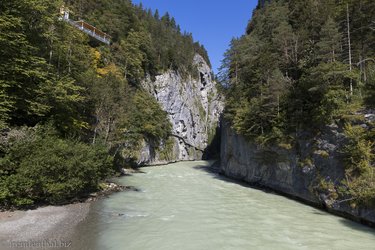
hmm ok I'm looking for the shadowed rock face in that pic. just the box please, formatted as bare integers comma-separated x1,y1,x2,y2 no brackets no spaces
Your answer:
139,54,223,165
220,120,375,226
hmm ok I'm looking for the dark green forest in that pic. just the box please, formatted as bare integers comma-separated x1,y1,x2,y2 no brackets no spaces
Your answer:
0,0,209,208
221,0,374,205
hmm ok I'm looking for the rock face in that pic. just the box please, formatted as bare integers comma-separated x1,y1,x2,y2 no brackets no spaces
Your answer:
220,120,375,226
138,54,223,165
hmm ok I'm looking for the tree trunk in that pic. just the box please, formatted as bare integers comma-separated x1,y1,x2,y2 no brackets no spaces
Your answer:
105,117,111,143
277,95,280,117
347,4,353,96
92,126,97,144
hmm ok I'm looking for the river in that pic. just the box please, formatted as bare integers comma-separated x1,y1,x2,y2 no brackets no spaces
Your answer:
73,161,375,250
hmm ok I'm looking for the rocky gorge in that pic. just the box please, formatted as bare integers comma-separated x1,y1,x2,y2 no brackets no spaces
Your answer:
220,115,375,226
124,51,375,227
130,54,223,165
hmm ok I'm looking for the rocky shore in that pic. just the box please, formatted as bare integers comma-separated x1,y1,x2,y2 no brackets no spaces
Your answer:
0,182,126,250
0,203,89,250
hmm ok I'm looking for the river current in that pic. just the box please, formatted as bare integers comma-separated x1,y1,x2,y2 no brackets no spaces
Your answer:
73,161,375,250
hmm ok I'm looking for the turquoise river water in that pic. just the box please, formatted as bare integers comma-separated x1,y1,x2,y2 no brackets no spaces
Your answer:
73,161,375,250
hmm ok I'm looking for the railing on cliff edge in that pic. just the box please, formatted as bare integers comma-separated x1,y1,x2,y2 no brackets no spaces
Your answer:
59,6,111,45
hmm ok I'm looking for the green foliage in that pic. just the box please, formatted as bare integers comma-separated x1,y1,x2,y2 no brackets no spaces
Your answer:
314,150,330,159
221,0,374,141
298,157,314,168
364,65,375,106
343,175,375,206
316,17,341,63
157,137,176,161
0,0,205,135
126,91,172,141
317,179,339,201
64,0,210,79
0,0,203,207
0,126,113,208
221,0,375,207
0,0,88,132
342,124,374,177
336,124,375,205
86,71,130,145
120,30,149,82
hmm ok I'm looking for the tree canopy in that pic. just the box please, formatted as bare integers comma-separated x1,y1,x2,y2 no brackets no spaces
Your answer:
221,0,375,206
222,0,375,138
0,0,209,208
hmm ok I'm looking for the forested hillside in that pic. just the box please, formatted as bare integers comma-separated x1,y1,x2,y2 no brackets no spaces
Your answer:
0,0,210,208
221,0,374,205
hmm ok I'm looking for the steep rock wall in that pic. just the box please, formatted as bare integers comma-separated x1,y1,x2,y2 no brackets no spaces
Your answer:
137,54,223,165
220,121,375,226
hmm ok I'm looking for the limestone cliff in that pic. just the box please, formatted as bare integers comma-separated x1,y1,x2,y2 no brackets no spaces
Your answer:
220,118,375,226
135,54,223,165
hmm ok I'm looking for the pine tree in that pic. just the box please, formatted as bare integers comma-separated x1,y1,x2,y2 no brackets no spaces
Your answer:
154,9,160,20
317,17,341,63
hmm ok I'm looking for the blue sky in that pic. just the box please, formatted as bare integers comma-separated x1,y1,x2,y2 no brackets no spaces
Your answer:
132,0,258,73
